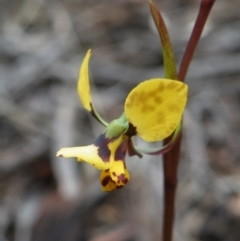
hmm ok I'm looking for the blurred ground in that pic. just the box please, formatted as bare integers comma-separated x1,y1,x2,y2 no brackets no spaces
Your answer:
0,0,240,241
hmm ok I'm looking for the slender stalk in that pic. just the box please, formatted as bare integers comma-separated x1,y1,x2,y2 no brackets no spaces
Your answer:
150,1,215,241
163,1,215,241
149,2,179,241
178,0,216,82
162,135,181,241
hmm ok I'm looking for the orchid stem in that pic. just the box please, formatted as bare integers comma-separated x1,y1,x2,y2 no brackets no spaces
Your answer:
162,1,215,241
178,0,216,82
149,1,215,240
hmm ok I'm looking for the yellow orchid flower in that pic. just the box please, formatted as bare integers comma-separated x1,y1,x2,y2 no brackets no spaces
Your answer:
56,50,188,191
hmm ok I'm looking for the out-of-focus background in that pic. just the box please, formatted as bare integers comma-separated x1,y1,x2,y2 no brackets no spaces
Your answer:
1,0,240,240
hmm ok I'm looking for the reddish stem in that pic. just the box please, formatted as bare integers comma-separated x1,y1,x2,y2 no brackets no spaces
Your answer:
163,135,181,241
163,1,215,241
178,0,215,82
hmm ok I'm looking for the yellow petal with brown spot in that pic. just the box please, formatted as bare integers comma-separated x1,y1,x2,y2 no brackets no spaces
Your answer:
110,161,130,186
124,78,188,142
56,144,112,170
100,162,130,192
78,49,92,111
100,170,118,191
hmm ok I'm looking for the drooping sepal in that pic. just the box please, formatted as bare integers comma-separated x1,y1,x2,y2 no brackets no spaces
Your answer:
78,49,108,126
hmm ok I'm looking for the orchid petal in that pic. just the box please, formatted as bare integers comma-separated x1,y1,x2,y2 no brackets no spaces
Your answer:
109,161,130,186
135,122,182,155
78,49,108,126
100,161,130,192
100,170,118,191
124,79,187,142
56,144,111,170
56,133,125,171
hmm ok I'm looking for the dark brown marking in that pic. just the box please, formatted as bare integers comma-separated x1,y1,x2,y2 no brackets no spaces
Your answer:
101,175,111,187
125,123,137,137
94,133,111,162
112,172,116,177
124,178,128,184
117,173,128,184
58,154,63,157
114,141,127,161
